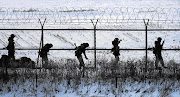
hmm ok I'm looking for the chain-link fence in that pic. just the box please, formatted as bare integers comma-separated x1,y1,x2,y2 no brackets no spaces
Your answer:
0,7,179,29
0,7,180,78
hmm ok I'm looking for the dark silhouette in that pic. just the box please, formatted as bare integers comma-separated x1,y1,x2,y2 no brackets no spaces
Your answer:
6,34,15,61
0,55,9,74
153,37,166,69
111,38,122,61
111,38,122,74
1,34,15,75
39,43,53,68
19,57,35,68
75,43,89,69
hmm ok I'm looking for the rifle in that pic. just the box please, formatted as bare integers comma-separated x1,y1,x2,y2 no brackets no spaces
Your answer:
162,40,165,46
162,32,167,46
74,43,78,49
148,47,154,50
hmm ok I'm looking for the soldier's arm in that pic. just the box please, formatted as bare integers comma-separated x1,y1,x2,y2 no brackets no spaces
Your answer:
83,51,88,59
6,44,10,49
3,45,8,49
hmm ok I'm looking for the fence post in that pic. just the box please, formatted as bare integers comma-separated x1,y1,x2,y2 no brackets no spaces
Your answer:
143,19,149,74
41,24,44,48
36,18,46,88
91,19,98,68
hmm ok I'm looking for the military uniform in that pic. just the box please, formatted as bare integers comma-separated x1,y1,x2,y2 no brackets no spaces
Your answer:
112,38,121,60
154,37,166,68
6,34,15,60
40,43,53,68
75,43,89,69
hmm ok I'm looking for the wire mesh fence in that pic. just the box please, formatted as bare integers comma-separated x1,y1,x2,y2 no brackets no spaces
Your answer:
0,7,180,78
0,7,179,29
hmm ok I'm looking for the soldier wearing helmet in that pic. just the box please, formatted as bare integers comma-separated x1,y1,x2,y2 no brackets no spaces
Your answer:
111,38,122,74
39,43,53,68
154,37,166,69
75,43,89,69
111,38,122,60
6,34,16,60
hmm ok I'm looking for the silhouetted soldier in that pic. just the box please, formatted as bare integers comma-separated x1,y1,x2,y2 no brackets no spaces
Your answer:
111,38,122,74
111,38,122,61
75,43,89,69
153,37,166,69
39,43,53,68
6,34,15,61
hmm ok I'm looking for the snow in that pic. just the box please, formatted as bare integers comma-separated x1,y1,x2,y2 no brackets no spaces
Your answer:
0,0,179,9
0,78,180,97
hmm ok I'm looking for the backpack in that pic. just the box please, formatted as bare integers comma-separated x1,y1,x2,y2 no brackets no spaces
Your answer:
111,47,115,52
75,46,82,56
153,47,156,54
113,46,120,56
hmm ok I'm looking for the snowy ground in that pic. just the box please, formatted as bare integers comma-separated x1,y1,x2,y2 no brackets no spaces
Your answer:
0,76,180,97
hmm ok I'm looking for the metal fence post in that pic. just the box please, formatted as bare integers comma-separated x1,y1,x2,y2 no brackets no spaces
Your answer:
41,25,44,48
36,18,46,88
91,19,98,68
143,19,149,73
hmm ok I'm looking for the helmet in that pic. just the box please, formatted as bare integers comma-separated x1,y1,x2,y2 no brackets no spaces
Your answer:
114,38,119,41
10,34,15,38
8,34,15,41
83,43,89,47
157,37,162,41
45,43,53,48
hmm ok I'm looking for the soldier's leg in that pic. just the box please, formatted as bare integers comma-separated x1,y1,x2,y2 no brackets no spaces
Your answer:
10,51,15,60
45,57,48,67
79,55,85,67
155,55,159,68
10,52,15,61
115,56,119,66
116,56,119,62
42,56,48,68
77,56,80,69
8,51,12,60
77,55,84,69
42,57,45,68
159,56,165,68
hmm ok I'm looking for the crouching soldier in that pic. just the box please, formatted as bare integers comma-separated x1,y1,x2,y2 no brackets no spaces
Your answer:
75,43,89,70
39,43,53,68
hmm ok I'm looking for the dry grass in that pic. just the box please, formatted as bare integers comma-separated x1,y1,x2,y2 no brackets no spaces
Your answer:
0,57,180,96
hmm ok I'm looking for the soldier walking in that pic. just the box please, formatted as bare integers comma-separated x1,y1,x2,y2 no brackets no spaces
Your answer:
6,34,15,61
111,38,122,74
111,38,122,62
153,37,167,69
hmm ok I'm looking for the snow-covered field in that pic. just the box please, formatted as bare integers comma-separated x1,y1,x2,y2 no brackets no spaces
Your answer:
0,75,180,97
0,0,179,9
0,0,180,97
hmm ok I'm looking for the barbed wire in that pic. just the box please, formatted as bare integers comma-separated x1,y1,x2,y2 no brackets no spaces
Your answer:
0,7,179,29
